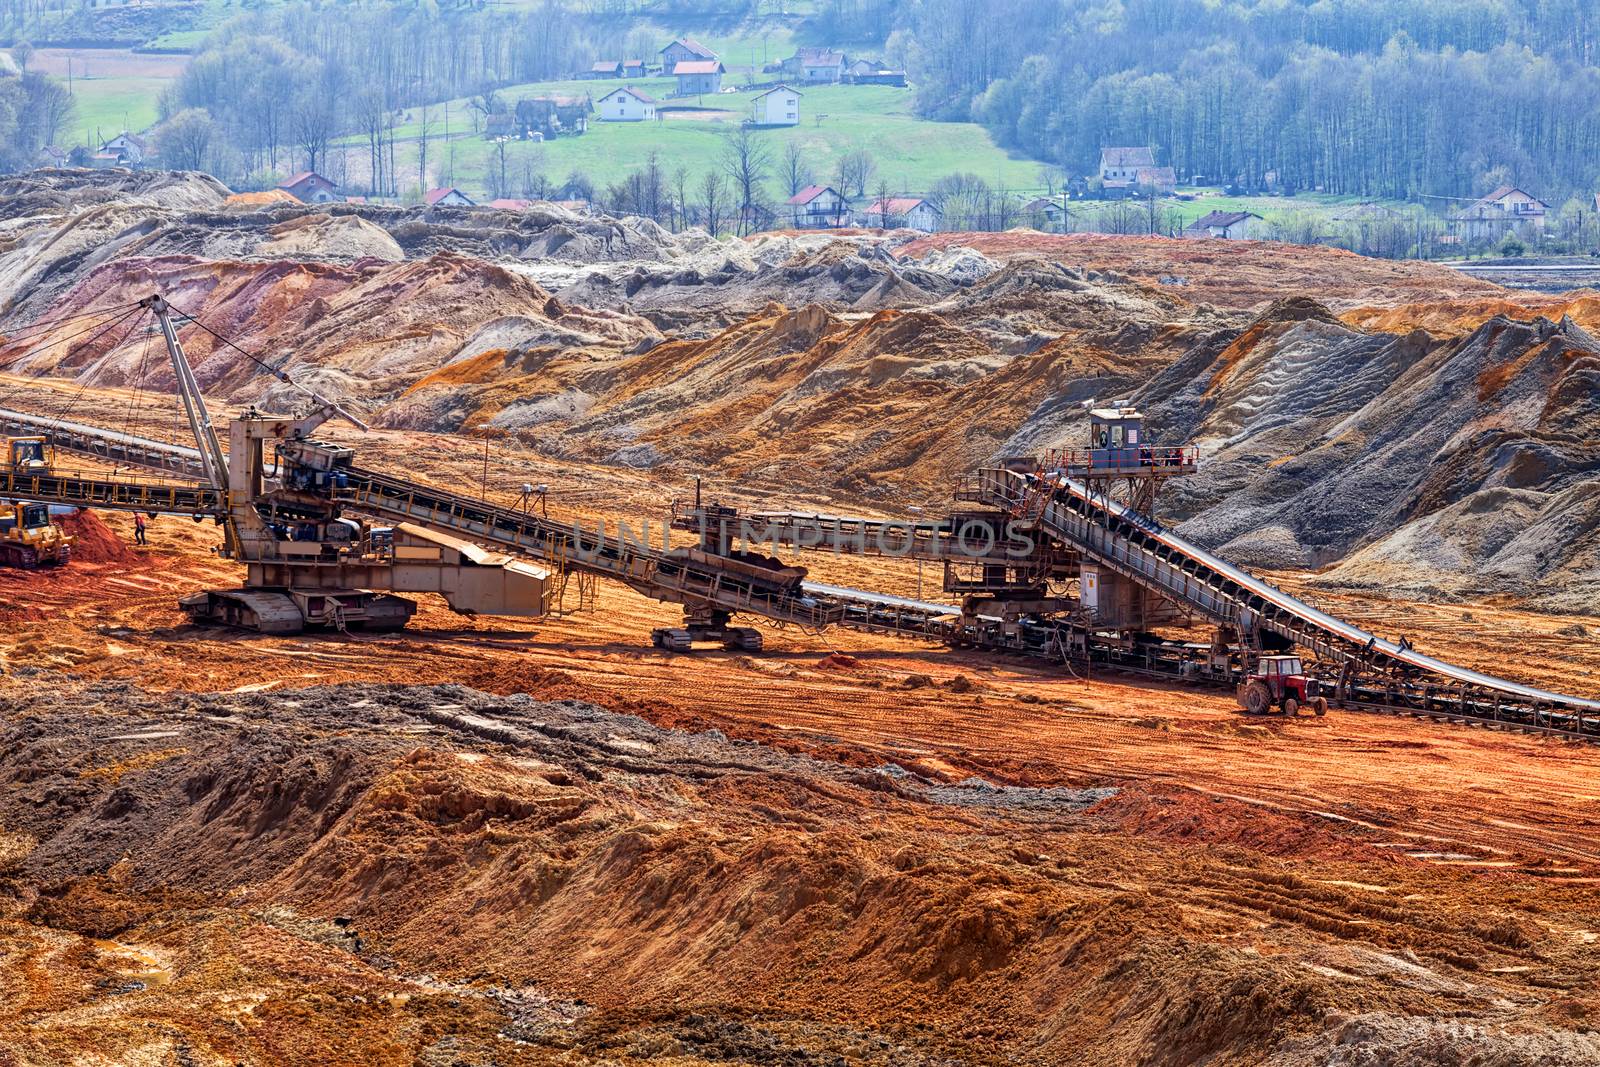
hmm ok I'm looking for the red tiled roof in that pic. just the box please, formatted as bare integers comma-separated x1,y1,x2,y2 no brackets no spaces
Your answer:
866,197,938,215
663,36,716,59
278,171,332,190
787,184,837,206
425,187,472,206
672,60,723,75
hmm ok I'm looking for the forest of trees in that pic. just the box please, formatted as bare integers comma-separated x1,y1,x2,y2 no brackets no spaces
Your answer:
0,47,74,172
889,0,1600,203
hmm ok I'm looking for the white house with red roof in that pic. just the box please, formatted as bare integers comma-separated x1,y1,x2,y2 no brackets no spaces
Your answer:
862,196,942,232
786,184,849,228
277,171,338,203
597,86,657,121
425,187,475,208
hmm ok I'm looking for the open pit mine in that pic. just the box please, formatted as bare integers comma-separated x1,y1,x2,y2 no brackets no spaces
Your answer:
1,168,1599,1066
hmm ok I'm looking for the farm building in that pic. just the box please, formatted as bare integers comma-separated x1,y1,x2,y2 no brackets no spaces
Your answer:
661,37,717,70
1099,146,1156,197
516,96,592,138
1183,210,1261,240
278,171,339,203
484,112,515,139
1450,186,1548,243
783,47,846,83
1022,196,1070,232
673,59,724,96
844,59,907,86
751,85,800,126
425,187,476,208
786,184,850,228
597,86,657,122
862,196,943,231
96,132,146,167
587,60,624,79
624,59,645,77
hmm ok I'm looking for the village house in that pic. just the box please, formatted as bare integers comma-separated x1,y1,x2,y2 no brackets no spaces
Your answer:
587,60,624,79
1022,196,1070,232
844,59,908,86
34,145,67,168
425,187,476,208
672,59,724,96
597,86,657,122
750,85,800,127
1099,146,1155,197
660,37,717,70
623,59,645,77
277,171,339,203
1182,210,1261,240
863,196,943,232
783,47,846,83
95,131,146,167
515,95,592,139
1450,185,1548,243
1135,166,1176,195
483,112,515,139
786,184,850,228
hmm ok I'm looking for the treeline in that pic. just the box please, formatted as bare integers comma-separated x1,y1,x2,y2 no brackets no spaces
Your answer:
0,49,74,172
891,0,1600,201
161,0,632,188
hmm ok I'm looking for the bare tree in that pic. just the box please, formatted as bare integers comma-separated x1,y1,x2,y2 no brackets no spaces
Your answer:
837,146,876,198
672,165,690,231
874,179,893,228
490,137,511,199
719,126,773,235
417,102,434,196
780,140,811,197
291,94,336,175
155,108,218,172
699,169,727,237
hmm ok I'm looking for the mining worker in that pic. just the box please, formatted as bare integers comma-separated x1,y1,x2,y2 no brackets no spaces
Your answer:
133,512,147,546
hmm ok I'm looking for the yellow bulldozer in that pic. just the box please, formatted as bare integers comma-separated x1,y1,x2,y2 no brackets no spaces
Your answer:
2,436,74,568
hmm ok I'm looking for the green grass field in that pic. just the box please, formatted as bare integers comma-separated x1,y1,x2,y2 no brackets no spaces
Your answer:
345,79,1044,202
65,76,167,147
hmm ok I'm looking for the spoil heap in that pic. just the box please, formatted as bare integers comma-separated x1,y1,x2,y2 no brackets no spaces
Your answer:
4,676,1595,1066
1140,298,1600,609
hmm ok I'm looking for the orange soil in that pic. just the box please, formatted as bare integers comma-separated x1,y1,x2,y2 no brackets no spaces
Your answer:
3,382,1599,1063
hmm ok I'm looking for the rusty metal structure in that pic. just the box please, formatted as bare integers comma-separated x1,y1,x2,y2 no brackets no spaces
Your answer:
2,298,1599,740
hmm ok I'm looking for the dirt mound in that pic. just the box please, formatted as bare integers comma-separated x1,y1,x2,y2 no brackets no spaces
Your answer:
5,677,1594,1065
221,189,302,211
259,213,405,261
1133,303,1600,607
57,510,136,564
1,251,657,415
895,231,1512,311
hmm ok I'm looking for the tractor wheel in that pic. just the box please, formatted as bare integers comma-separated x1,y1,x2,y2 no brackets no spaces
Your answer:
1282,696,1300,717
1313,696,1329,717
1238,681,1272,715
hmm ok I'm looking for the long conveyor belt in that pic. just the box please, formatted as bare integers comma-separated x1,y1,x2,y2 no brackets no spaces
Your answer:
7,411,1595,735
971,466,1600,723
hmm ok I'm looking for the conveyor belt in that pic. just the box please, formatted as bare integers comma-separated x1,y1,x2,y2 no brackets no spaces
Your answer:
974,467,1600,716
0,467,224,516
0,408,208,480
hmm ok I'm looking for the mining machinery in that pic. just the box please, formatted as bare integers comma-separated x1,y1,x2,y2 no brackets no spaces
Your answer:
1,436,73,567
2,295,1599,741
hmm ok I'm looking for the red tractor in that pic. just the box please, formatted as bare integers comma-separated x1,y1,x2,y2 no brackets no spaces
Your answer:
1237,654,1328,716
